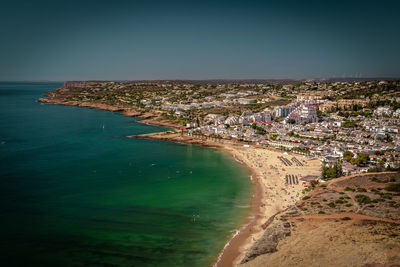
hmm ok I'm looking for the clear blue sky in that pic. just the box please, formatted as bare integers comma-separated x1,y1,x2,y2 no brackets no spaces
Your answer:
1,0,399,81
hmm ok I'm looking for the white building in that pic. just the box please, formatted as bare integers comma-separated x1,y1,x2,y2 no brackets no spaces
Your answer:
393,109,400,118
224,115,240,126
273,106,295,118
284,105,318,124
237,98,256,105
374,107,393,117
204,114,226,125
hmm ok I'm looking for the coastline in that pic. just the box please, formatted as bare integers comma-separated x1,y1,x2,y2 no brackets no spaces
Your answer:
39,97,321,266
130,132,321,266
38,97,181,130
131,132,265,267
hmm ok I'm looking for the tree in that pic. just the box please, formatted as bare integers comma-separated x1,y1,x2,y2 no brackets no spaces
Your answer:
322,162,343,179
343,151,354,162
351,153,369,166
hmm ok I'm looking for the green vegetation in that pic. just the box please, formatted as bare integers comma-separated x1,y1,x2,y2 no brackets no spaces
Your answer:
342,120,358,128
344,187,355,192
292,147,310,154
355,194,372,204
270,134,278,141
385,184,400,192
250,123,266,135
321,163,343,179
351,153,370,167
341,217,352,221
345,203,353,207
343,151,354,162
357,188,367,192
370,177,389,183
327,202,336,208
302,196,310,200
371,198,385,203
318,210,325,214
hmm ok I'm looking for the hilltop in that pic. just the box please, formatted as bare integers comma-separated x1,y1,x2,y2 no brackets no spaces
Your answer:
240,172,400,267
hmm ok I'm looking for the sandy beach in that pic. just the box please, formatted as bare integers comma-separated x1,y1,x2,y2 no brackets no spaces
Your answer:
131,131,321,266
40,95,323,266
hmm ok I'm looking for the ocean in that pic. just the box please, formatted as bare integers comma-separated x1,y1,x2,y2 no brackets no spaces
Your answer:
0,82,252,266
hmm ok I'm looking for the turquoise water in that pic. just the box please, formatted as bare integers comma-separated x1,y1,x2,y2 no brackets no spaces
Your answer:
0,82,252,266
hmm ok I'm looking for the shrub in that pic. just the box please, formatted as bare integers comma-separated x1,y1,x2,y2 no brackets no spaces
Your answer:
380,193,392,199
302,208,308,211
372,198,385,203
335,199,345,204
344,187,355,192
339,192,345,195
357,188,367,192
328,202,336,208
355,194,372,204
370,177,388,183
341,217,352,221
285,232,291,237
345,203,353,207
318,210,325,214
302,196,310,200
385,184,400,193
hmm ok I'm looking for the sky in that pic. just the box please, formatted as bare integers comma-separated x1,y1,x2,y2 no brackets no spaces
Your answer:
1,0,399,81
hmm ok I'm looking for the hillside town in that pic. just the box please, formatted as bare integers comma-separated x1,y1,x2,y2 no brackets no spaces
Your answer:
42,79,400,178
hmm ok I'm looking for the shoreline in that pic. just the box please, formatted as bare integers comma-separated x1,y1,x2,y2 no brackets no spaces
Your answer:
130,133,266,267
39,97,321,266
130,132,322,266
38,97,181,130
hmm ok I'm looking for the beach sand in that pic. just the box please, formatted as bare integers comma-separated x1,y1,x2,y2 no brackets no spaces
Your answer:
131,132,321,266
39,97,322,265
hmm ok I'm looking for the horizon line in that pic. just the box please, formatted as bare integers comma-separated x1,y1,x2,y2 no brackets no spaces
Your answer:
1,77,400,83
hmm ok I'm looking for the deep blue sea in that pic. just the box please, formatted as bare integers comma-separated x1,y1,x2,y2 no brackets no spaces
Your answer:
0,82,252,266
